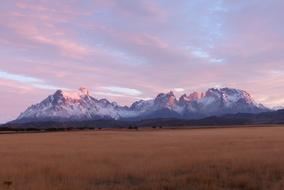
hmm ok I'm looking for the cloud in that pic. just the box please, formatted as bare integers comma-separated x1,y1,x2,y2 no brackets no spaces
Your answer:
174,88,185,92
0,0,284,122
0,70,42,84
0,70,65,91
32,35,90,58
191,49,210,58
101,86,142,96
189,47,224,64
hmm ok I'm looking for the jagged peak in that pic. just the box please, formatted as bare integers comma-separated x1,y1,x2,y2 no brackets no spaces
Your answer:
205,88,222,97
154,91,177,108
180,93,187,99
179,92,204,102
188,92,204,100
206,87,246,94
53,87,91,100
156,91,175,98
79,87,90,96
98,98,111,105
167,91,175,97
54,89,63,96
205,87,245,96
14,86,270,124
202,87,258,106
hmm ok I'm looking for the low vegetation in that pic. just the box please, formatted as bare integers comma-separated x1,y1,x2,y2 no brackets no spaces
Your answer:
0,126,284,190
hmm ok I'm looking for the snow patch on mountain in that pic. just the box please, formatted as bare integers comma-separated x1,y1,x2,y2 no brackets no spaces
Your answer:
17,88,127,122
14,87,270,123
61,87,90,100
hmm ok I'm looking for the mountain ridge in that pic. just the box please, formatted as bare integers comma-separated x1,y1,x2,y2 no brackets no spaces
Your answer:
12,87,270,124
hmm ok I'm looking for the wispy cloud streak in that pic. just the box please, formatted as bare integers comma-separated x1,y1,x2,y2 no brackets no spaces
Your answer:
0,0,283,122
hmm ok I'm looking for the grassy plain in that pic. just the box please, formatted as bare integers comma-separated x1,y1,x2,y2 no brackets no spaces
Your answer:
0,125,284,190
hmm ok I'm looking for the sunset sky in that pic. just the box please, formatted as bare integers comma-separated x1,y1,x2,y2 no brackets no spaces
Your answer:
0,0,283,122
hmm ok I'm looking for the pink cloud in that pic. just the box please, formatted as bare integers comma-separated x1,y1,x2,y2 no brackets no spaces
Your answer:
0,0,283,122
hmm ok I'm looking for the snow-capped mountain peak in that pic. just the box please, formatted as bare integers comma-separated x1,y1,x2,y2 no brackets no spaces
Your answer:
180,92,204,102
203,88,257,106
154,91,177,108
59,87,90,100
16,87,129,123
13,87,270,123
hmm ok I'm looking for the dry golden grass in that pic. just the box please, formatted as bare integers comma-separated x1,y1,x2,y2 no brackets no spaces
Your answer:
0,125,284,190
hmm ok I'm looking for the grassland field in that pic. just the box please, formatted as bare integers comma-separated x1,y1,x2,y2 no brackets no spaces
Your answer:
0,125,284,190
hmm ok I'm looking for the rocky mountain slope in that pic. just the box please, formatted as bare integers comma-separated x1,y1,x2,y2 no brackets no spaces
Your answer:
13,87,269,123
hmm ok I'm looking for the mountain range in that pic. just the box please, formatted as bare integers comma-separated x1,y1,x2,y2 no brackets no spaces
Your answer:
12,87,270,124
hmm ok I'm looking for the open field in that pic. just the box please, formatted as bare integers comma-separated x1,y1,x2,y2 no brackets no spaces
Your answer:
0,125,284,190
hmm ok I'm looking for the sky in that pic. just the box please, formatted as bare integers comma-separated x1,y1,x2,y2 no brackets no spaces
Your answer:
0,0,283,122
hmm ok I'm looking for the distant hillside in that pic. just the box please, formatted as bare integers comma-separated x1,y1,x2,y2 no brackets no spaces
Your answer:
1,109,283,131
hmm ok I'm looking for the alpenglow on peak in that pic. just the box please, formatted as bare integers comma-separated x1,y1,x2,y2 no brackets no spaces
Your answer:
12,87,269,123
